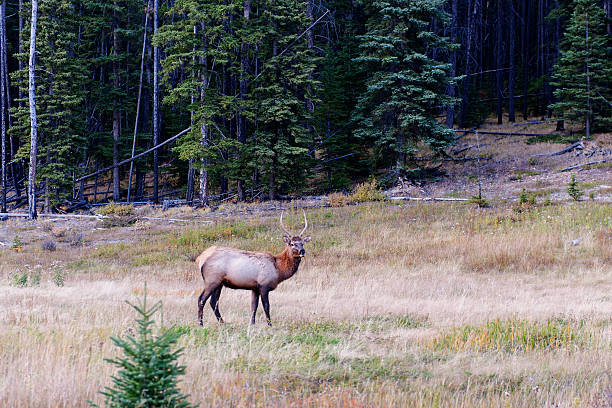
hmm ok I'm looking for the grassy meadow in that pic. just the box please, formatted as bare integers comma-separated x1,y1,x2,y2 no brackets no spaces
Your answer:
1,201,611,407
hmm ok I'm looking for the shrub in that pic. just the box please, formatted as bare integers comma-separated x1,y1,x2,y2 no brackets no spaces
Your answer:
41,240,57,251
11,272,28,287
468,196,489,208
351,179,385,203
96,202,135,217
92,291,196,408
328,192,352,207
11,236,24,252
53,268,65,287
567,174,583,201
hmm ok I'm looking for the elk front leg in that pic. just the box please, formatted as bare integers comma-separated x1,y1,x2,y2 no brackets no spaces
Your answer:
209,285,224,323
260,288,272,326
251,290,260,325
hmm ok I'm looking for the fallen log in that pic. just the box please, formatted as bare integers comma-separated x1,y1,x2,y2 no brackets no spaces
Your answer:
388,196,470,202
75,127,192,182
559,160,610,172
532,141,583,157
454,130,561,137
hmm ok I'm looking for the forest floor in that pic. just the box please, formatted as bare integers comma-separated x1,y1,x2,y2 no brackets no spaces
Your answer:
1,200,611,407
390,115,612,202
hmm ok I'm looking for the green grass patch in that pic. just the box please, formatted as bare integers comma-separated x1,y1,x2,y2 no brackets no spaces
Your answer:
92,243,129,258
429,318,590,353
169,222,265,250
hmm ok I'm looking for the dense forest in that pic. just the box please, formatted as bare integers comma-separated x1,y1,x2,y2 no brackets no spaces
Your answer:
0,0,610,217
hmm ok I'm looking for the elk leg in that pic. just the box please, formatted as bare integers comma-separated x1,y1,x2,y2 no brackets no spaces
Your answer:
197,287,215,326
251,290,260,325
209,285,224,323
260,289,272,326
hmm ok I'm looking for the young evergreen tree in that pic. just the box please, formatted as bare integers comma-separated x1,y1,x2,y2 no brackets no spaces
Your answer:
353,0,459,176
92,293,196,408
550,0,612,137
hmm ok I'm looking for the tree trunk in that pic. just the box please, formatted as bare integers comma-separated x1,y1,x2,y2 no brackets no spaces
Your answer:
0,1,6,213
28,0,38,219
496,0,504,124
237,0,250,201
522,0,529,119
112,1,120,201
508,0,516,122
585,8,590,138
461,0,476,127
127,0,150,202
199,24,209,206
152,0,160,203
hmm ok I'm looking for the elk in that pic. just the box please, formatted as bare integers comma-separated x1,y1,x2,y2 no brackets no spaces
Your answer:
196,210,310,326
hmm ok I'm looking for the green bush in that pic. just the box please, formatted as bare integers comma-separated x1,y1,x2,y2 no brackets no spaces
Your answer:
351,179,385,203
53,268,65,287
328,192,352,207
92,291,196,408
96,202,135,217
10,272,28,287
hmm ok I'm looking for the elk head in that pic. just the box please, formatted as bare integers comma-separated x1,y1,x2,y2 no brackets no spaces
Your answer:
280,210,311,258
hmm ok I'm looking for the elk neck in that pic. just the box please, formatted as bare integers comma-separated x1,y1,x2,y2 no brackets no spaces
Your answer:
275,246,302,282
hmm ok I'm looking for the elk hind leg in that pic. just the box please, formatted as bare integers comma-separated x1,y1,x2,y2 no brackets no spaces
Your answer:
198,287,215,326
209,285,224,323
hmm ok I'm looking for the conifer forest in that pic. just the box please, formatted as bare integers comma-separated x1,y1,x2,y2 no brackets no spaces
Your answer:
0,0,611,216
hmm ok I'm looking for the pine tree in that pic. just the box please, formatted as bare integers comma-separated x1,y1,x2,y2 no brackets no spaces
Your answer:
92,293,196,408
550,0,612,137
353,0,460,177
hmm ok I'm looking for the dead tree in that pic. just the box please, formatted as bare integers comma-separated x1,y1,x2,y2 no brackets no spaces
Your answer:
28,0,38,219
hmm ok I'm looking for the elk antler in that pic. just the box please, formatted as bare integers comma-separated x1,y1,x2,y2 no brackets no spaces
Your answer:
280,211,293,237
299,209,308,237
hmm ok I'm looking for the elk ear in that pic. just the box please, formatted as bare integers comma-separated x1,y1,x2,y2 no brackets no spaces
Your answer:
282,235,291,244
302,236,311,242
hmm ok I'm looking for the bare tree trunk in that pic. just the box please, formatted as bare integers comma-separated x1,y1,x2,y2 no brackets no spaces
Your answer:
585,8,590,138
112,1,120,201
461,0,476,127
93,161,98,203
236,0,251,202
508,0,516,122
152,0,160,203
127,0,150,202
553,0,564,131
28,0,38,219
199,24,209,206
186,26,196,205
496,0,504,124
0,1,6,212
522,0,529,120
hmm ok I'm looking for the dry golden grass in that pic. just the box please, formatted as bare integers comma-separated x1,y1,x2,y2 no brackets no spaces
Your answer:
1,201,611,407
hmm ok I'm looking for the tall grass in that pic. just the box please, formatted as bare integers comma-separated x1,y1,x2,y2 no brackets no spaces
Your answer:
1,202,611,407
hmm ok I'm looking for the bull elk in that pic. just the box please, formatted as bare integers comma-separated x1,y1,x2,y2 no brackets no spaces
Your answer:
196,210,310,326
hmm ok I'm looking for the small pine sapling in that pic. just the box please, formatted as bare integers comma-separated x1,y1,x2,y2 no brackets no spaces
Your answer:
567,174,583,201
91,289,196,408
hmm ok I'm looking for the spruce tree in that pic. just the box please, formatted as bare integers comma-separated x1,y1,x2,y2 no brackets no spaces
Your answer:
249,0,319,199
353,0,460,176
550,0,612,137
93,294,196,408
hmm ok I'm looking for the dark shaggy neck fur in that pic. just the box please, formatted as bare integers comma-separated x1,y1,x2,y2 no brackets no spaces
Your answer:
275,247,302,282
